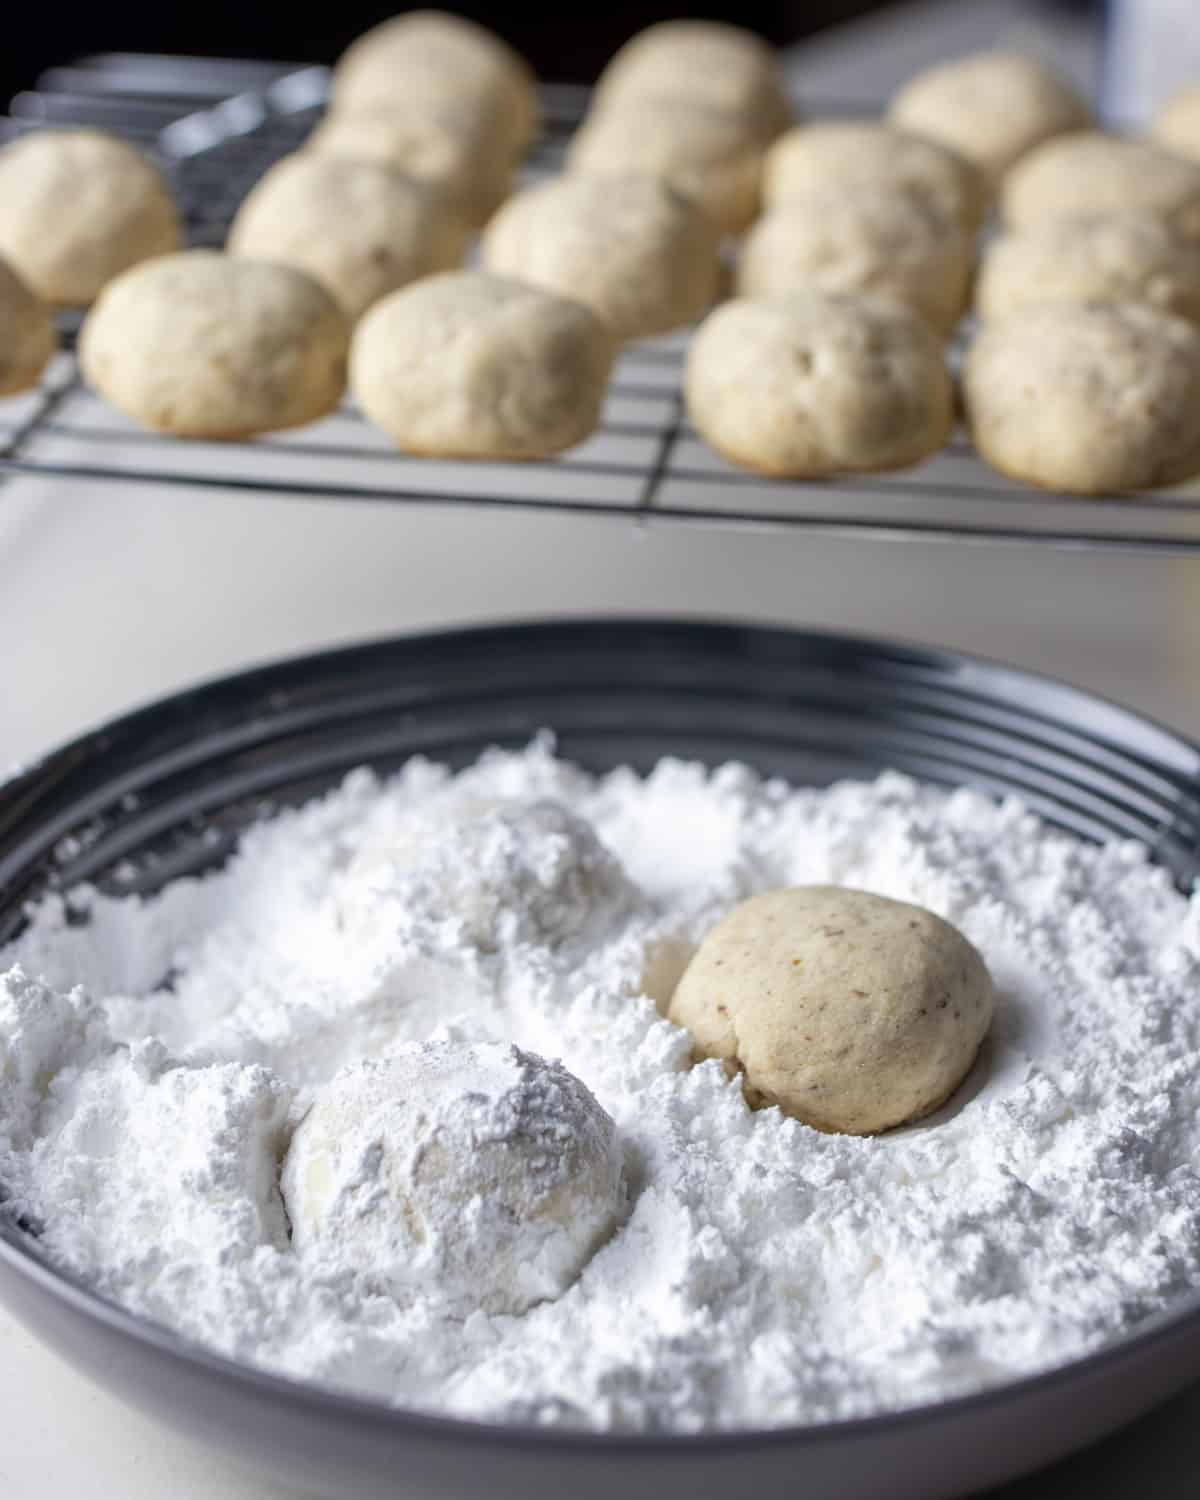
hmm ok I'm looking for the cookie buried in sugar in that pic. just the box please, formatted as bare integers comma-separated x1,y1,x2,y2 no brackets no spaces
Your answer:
282,1040,626,1314
668,886,993,1135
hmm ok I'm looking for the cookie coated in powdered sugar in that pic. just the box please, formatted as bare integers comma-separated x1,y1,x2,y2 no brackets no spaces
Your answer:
2,742,1200,1432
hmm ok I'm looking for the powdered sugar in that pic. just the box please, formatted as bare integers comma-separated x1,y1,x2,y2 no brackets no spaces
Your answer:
2,743,1200,1432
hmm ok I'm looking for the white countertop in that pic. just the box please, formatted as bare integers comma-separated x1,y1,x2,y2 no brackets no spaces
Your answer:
4,3,1200,1496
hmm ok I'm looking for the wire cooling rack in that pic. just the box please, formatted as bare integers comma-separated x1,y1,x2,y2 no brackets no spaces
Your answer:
5,52,1200,553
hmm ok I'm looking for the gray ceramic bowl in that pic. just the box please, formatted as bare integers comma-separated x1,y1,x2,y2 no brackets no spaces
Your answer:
2,619,1200,1500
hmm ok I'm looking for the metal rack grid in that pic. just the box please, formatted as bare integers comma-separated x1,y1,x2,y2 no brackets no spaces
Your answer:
6,53,1200,553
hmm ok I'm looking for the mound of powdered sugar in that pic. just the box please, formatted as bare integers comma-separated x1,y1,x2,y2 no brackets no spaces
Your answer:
3,740,1200,1432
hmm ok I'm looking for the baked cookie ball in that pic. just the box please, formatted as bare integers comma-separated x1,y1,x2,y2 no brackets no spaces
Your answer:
0,256,57,398
79,251,349,439
735,187,972,335
337,797,636,952
0,129,181,305
685,292,953,477
332,10,537,159
964,300,1200,493
764,122,988,232
1002,132,1200,241
568,98,766,236
350,271,614,459
976,216,1200,325
668,886,993,1135
481,174,719,342
228,153,466,322
888,51,1090,182
1152,84,1200,162
306,103,513,226
282,1040,625,1313
591,20,792,140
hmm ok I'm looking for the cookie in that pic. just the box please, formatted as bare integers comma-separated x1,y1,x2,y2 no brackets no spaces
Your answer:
332,10,537,160
764,121,987,231
228,153,466,322
306,103,513,226
79,251,349,438
685,291,953,477
591,20,791,140
0,255,57,397
964,300,1200,493
735,187,972,334
669,887,992,1136
889,51,1089,182
0,129,181,305
567,98,765,235
481,173,719,341
350,271,614,459
1002,132,1200,240
1152,84,1200,161
976,215,1200,325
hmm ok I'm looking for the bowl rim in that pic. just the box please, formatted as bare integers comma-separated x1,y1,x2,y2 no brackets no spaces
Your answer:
2,613,1200,1454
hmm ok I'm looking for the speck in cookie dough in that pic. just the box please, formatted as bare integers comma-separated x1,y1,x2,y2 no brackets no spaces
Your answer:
3,744,1200,1434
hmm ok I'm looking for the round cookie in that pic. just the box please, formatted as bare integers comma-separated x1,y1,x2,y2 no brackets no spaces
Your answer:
350,271,614,459
1002,132,1200,241
735,187,972,335
591,20,792,140
0,129,181,305
567,98,766,235
668,886,993,1136
0,256,57,398
1153,84,1200,162
964,300,1200,493
481,174,719,342
282,1040,625,1313
336,797,636,952
332,10,537,158
976,216,1200,325
888,50,1090,182
764,121,987,232
228,153,466,322
79,251,349,439
685,292,953,477
306,104,513,226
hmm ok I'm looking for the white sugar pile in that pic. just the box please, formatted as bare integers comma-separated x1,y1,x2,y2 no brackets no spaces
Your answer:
2,740,1199,1432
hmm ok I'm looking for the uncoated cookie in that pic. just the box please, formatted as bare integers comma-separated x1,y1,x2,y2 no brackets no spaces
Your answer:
481,174,719,342
888,51,1090,183
592,20,791,140
735,186,972,334
1152,84,1200,162
331,10,538,159
0,255,57,397
306,102,513,227
567,98,767,235
964,301,1200,493
228,153,466,322
350,271,614,459
685,291,953,477
79,251,349,439
668,886,993,1136
0,129,181,305
975,216,1200,325
764,122,988,231
1002,132,1200,241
